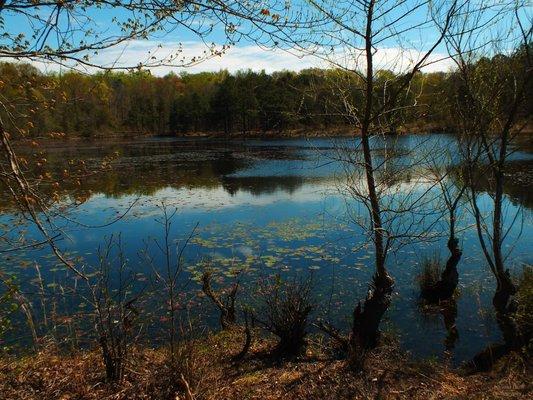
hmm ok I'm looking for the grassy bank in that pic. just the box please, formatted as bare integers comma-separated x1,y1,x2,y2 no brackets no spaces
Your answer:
1,329,531,400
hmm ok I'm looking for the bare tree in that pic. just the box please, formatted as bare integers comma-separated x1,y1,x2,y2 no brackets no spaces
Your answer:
294,0,461,351
92,235,143,382
420,146,468,303
439,0,532,362
140,204,199,360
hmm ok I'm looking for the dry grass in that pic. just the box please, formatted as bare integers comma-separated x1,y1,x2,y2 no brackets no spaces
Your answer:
417,254,443,294
0,329,531,400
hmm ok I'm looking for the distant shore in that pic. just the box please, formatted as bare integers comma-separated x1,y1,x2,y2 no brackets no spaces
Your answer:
20,124,453,142
13,121,533,143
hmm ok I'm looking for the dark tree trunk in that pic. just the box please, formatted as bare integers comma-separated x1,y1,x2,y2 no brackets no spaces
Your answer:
233,312,252,361
220,306,237,330
348,0,395,353
421,237,462,303
490,147,522,354
493,270,516,312
351,274,394,350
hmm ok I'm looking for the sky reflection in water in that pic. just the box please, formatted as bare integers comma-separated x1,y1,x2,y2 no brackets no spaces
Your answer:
1,135,532,364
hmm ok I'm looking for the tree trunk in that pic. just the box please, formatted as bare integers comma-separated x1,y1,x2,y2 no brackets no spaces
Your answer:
201,272,237,329
421,237,461,303
350,0,395,351
351,274,394,350
491,141,521,351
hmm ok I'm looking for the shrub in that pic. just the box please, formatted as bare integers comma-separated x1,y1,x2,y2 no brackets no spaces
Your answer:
92,236,143,382
258,275,314,358
417,254,442,294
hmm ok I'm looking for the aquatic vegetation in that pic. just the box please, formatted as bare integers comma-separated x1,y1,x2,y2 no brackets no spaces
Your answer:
0,136,530,365
417,254,443,295
187,219,357,279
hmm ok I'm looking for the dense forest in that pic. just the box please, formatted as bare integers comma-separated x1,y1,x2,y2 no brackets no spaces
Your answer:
2,56,529,138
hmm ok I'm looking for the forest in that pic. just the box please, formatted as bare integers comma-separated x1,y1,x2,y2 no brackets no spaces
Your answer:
2,54,529,138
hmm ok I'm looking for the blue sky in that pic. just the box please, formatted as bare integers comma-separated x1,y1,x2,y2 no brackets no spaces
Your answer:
1,1,530,75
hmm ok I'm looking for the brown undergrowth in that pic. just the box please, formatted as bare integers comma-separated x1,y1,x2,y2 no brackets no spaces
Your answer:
0,329,531,400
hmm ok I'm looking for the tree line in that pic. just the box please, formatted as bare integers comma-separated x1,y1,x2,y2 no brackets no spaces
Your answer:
2,55,528,139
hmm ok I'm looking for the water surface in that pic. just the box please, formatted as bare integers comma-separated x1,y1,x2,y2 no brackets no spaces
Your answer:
1,134,532,364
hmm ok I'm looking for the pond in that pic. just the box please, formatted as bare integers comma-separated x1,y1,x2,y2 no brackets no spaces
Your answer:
1,134,532,364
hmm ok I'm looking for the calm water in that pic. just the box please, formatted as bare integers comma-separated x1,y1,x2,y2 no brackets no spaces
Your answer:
1,134,532,363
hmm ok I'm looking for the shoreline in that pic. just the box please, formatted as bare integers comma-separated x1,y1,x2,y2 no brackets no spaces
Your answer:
1,329,530,399
16,126,456,144
14,122,533,143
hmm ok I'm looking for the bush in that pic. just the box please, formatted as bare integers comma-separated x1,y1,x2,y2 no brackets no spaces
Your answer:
417,254,442,294
258,275,314,358
92,236,143,382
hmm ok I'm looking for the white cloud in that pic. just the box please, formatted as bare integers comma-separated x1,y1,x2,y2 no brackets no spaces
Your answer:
30,39,454,75
31,40,320,75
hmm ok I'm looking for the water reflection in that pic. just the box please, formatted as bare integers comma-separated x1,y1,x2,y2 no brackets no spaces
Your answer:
1,135,532,364
442,301,459,353
222,175,313,196
3,135,532,210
